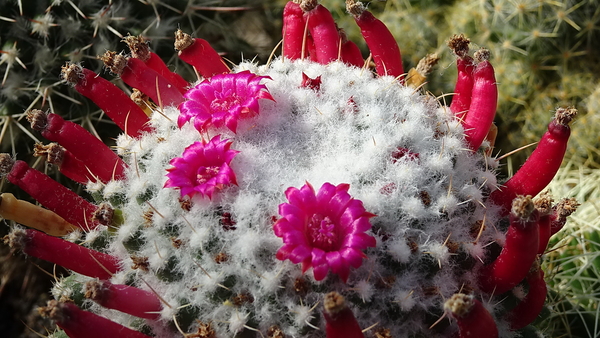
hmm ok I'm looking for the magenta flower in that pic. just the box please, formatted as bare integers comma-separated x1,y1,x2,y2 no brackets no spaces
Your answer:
178,71,274,133
164,135,239,199
273,182,377,283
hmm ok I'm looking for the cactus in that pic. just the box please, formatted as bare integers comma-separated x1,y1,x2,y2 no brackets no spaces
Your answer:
0,1,586,337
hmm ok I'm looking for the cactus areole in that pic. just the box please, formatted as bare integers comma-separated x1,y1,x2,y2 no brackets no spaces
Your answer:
0,1,579,338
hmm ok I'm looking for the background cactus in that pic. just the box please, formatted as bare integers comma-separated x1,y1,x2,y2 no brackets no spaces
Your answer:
0,0,597,337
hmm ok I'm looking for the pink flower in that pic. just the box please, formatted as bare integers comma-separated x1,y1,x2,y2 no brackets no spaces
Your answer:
178,71,274,133
164,135,239,199
273,182,377,283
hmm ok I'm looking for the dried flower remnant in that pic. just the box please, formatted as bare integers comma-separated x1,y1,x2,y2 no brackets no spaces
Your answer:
444,293,498,338
323,292,364,338
164,135,239,199
273,182,376,282
178,71,273,133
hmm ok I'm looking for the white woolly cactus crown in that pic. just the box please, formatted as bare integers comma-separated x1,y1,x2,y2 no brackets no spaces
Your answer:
93,58,500,337
0,1,578,338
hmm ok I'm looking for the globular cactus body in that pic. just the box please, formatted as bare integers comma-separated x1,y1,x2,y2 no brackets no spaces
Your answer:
0,1,579,338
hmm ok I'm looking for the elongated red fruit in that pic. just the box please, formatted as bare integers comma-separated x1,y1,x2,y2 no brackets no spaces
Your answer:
101,51,184,107
34,142,97,185
462,49,497,150
39,300,152,338
506,263,547,330
27,110,127,183
175,29,230,78
0,155,104,230
123,34,189,94
283,1,306,60
550,197,579,235
85,280,162,320
347,0,404,78
444,294,498,338
300,1,340,64
447,34,475,120
61,63,152,138
323,292,364,338
340,29,364,68
479,196,539,294
490,107,577,212
7,228,120,279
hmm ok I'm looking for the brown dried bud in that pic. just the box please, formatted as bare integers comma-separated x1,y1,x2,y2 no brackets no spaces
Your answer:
60,62,83,85
174,29,194,51
447,34,471,58
511,195,535,220
555,107,578,126
0,153,15,177
100,51,127,75
26,109,48,131
92,203,114,227
33,143,65,166
123,34,150,61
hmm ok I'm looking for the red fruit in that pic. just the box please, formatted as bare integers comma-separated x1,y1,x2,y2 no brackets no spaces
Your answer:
123,34,189,94
34,143,97,185
175,29,230,78
283,1,307,60
323,292,364,338
301,1,340,64
462,49,497,150
27,110,127,183
347,0,404,78
7,228,120,279
101,51,184,107
447,34,475,120
479,196,539,295
445,294,498,338
506,263,547,330
39,300,152,338
61,63,152,138
490,108,577,212
340,29,364,68
0,156,103,230
84,280,162,320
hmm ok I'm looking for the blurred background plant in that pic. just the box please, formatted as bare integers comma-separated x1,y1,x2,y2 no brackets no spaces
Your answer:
0,0,598,337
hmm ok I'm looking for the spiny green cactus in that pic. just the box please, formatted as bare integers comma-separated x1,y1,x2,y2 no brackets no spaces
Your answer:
0,0,271,159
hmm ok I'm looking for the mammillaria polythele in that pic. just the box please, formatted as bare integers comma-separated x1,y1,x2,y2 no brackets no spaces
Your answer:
0,1,579,337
